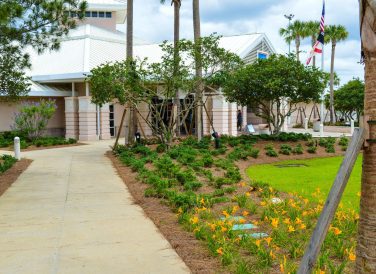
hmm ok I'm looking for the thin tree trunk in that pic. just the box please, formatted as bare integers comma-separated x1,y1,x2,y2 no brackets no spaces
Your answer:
174,1,181,137
295,36,300,62
126,0,135,145
193,0,203,140
329,42,336,124
312,36,316,67
356,52,376,272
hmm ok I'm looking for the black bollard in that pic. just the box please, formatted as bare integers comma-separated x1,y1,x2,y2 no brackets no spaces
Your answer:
212,132,220,149
135,132,141,144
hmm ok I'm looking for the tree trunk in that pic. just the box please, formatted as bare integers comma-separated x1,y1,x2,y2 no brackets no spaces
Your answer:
312,36,316,67
173,1,181,137
329,41,336,124
295,36,300,62
356,51,376,272
126,0,135,145
193,0,203,140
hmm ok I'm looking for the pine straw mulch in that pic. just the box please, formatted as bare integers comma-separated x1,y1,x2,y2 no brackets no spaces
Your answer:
0,158,32,197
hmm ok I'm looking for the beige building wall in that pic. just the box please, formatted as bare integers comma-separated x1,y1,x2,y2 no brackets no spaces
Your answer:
78,12,117,31
0,97,65,136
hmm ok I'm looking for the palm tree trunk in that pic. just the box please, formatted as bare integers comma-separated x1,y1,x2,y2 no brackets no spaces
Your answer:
295,36,300,62
356,52,376,272
193,0,203,140
329,42,336,124
312,36,316,67
173,1,181,137
126,0,135,145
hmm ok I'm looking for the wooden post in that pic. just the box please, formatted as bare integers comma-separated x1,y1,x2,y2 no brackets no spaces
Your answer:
114,108,127,149
298,128,365,274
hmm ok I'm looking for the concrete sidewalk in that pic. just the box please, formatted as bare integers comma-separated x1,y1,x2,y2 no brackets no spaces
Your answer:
0,141,190,274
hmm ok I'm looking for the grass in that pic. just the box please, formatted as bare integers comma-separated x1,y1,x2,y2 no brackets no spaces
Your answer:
247,155,362,211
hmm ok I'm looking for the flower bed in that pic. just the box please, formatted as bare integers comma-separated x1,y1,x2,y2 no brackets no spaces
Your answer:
112,134,356,273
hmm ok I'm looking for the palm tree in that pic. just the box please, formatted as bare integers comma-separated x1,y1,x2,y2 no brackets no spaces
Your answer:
279,20,308,62
356,1,376,272
193,0,203,140
325,25,348,124
304,20,320,67
126,0,136,144
160,0,182,137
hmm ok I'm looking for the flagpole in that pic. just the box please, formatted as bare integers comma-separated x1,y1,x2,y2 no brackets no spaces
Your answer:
320,0,325,137
320,44,325,137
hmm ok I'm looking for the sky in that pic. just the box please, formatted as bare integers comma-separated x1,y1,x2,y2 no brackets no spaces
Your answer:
118,0,364,85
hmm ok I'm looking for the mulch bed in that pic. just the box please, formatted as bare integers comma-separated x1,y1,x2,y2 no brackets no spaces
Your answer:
0,158,32,197
108,152,224,274
107,140,348,273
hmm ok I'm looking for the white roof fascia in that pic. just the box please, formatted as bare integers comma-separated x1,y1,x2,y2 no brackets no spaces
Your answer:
238,34,276,59
32,72,88,83
29,89,72,97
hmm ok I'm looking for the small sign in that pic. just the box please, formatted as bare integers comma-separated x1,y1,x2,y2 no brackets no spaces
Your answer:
257,52,268,59
246,124,255,133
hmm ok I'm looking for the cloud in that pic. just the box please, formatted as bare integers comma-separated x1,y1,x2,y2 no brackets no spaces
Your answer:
119,0,364,84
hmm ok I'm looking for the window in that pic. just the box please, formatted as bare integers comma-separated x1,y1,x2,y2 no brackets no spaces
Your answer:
92,11,98,17
85,11,91,17
99,11,105,18
106,12,112,18
70,11,77,17
257,51,268,60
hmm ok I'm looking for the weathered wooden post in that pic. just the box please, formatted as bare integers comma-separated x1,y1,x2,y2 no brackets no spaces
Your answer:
298,128,365,273
14,137,21,160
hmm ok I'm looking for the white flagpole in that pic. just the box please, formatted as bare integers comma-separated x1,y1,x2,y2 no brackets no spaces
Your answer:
320,41,325,136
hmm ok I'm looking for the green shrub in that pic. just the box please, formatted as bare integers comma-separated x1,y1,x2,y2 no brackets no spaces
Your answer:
13,99,56,140
202,154,214,167
225,167,242,183
307,146,317,154
249,148,260,159
184,181,203,191
326,144,335,153
293,144,304,155
156,143,167,153
0,155,17,173
306,139,316,147
265,144,278,157
338,136,349,146
175,169,196,184
319,138,328,147
279,144,292,155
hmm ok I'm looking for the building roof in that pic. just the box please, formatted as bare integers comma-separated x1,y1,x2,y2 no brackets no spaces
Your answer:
29,24,276,83
86,0,127,23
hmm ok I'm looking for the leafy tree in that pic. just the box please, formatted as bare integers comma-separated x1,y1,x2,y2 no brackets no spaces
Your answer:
160,0,182,136
279,20,308,62
13,99,57,140
324,78,364,122
89,35,242,146
222,54,327,134
325,24,349,124
0,0,87,100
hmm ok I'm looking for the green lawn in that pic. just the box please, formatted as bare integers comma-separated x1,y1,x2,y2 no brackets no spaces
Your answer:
247,155,362,211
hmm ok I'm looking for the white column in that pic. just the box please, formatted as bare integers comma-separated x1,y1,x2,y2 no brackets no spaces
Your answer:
72,82,75,97
85,82,89,96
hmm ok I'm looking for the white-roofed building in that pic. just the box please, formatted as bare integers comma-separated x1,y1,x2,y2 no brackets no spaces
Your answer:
0,0,276,140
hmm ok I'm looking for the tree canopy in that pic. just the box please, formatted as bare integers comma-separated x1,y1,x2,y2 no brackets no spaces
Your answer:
325,78,364,122
0,0,87,100
222,54,327,134
89,34,242,145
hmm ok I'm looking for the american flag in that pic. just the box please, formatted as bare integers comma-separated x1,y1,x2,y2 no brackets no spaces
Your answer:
306,1,325,65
